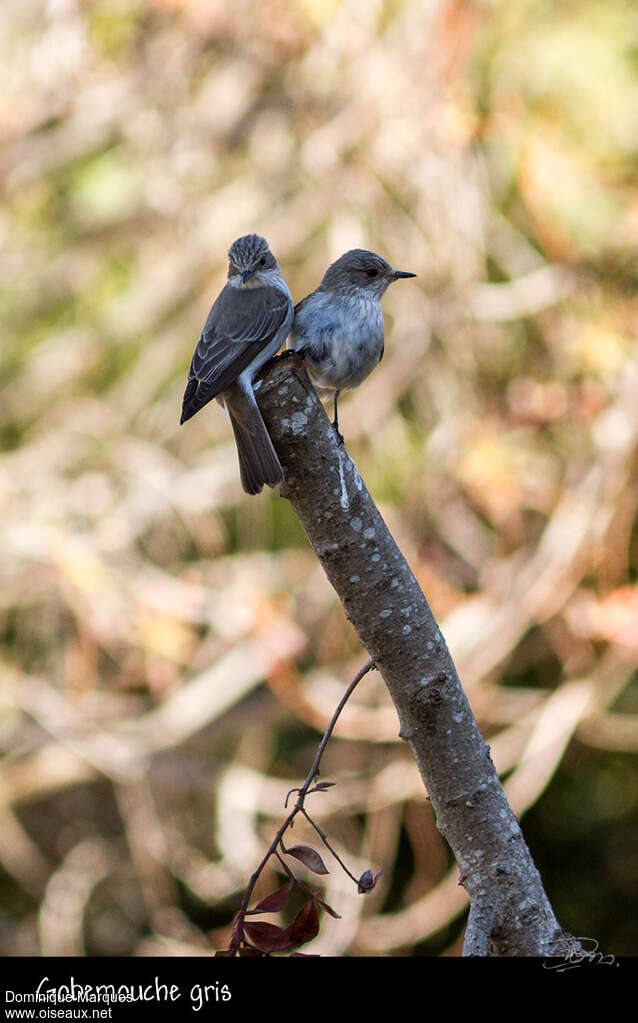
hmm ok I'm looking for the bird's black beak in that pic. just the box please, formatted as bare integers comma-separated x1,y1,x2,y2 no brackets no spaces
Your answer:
391,270,417,279
242,269,256,283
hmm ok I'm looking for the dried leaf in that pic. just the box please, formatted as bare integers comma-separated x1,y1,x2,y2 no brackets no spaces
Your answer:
238,947,267,957
244,921,293,952
309,781,336,793
287,898,320,947
285,844,329,875
214,949,236,957
248,880,294,914
314,895,342,919
357,868,383,894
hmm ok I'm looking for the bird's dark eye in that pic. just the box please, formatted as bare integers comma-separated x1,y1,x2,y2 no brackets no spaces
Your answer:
259,257,266,266
366,268,378,277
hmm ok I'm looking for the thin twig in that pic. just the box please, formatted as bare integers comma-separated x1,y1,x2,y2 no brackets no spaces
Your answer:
229,658,375,950
300,807,361,886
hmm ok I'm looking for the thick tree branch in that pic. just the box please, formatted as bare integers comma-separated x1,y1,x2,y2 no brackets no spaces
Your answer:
257,352,580,957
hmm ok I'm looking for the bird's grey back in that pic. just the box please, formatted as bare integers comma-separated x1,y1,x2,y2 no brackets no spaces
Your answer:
203,282,290,344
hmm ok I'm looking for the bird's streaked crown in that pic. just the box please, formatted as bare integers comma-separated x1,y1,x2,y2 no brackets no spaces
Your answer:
228,234,277,278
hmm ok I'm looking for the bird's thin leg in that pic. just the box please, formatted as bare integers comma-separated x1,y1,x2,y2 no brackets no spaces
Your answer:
332,390,344,446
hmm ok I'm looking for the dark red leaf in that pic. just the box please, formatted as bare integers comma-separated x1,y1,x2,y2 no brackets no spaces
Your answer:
214,949,236,957
357,868,383,894
290,952,321,957
285,844,329,875
238,947,267,957
287,898,320,947
247,880,294,914
314,896,342,919
244,921,293,952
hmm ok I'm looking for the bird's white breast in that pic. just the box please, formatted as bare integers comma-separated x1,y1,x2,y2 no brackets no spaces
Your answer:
293,292,384,391
228,268,291,296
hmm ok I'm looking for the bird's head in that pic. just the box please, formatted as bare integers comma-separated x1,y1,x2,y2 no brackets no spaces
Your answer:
227,234,279,287
320,249,416,299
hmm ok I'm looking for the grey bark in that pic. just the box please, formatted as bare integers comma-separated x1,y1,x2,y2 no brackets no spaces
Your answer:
255,351,580,957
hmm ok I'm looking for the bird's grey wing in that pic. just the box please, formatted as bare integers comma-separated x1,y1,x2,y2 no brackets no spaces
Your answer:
293,291,315,317
288,292,308,349
181,285,290,423
290,289,326,353
193,285,290,388
290,290,339,364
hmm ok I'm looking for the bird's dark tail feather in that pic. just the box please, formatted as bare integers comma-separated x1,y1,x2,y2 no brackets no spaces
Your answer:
226,385,283,495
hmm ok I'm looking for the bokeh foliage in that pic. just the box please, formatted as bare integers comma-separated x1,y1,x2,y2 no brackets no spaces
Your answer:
1,0,637,956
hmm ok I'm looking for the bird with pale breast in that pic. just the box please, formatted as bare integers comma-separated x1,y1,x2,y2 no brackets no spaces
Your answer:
180,233,293,495
288,249,416,442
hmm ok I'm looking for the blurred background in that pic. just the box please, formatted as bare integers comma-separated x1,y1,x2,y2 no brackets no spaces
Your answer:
1,0,637,957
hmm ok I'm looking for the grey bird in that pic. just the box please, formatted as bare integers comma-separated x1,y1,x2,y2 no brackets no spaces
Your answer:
288,249,416,442
180,234,293,495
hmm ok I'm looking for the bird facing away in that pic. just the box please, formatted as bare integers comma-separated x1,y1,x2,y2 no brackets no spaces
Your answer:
180,234,293,495
288,249,416,441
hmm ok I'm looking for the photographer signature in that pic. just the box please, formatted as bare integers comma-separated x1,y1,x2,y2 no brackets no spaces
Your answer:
543,937,617,972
